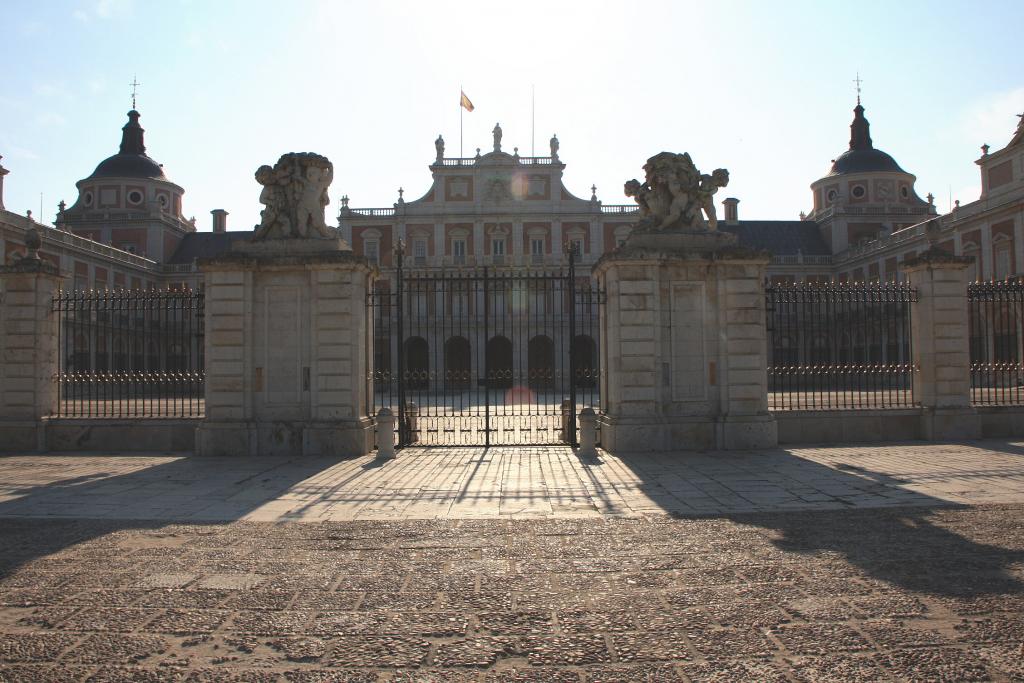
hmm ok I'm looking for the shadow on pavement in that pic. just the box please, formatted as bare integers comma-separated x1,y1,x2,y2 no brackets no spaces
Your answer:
586,442,1024,599
1,442,1022,605
0,454,343,580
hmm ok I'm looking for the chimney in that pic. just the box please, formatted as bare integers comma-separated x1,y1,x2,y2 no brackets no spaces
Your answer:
723,197,739,224
211,209,228,233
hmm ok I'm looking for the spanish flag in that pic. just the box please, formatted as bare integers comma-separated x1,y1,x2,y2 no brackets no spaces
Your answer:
460,90,475,112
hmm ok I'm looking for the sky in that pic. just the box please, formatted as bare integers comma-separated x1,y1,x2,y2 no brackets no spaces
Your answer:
1,0,1023,234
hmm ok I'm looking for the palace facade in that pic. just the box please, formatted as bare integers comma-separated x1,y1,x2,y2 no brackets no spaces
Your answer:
1,102,1023,293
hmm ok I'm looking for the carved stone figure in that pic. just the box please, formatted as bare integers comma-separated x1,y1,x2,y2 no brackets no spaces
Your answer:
550,134,559,159
492,123,502,152
435,134,444,161
625,152,729,232
253,153,335,240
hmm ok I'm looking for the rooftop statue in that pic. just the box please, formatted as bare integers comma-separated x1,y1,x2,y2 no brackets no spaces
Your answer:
435,134,444,162
492,123,502,153
625,152,729,232
253,153,334,240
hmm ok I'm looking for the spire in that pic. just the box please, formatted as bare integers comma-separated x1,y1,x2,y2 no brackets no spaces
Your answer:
849,102,873,151
119,110,146,155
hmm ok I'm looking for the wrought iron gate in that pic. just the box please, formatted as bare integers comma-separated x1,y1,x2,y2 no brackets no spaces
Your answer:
367,249,602,448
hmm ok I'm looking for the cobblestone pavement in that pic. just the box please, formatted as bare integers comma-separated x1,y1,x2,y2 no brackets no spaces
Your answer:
0,506,1022,681
2,441,1024,522
1,443,1023,680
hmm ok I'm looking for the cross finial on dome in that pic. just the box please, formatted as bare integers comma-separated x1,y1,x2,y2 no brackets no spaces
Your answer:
130,75,141,110
853,72,863,105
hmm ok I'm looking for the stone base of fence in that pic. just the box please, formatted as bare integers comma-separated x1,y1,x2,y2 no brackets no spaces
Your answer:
921,407,982,441
0,422,47,453
197,418,374,458
773,406,1018,445
0,419,200,454
775,409,921,445
977,406,1024,438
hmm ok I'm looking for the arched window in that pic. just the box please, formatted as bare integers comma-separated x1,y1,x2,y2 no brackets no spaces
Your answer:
404,337,430,390
486,336,513,389
444,337,471,390
528,335,555,389
572,335,598,388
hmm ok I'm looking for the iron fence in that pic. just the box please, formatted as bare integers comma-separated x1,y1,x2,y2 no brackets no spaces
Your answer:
368,249,603,448
969,279,1024,405
766,282,917,410
53,288,205,418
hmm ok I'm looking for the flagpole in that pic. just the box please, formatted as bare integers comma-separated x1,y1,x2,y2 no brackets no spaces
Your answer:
531,84,535,157
460,84,463,158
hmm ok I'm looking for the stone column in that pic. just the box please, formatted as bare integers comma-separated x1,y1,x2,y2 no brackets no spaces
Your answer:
593,231,776,451
197,239,375,457
901,248,979,439
0,254,62,451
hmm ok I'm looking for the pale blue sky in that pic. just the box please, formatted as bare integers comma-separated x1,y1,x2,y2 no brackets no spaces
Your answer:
2,0,1022,232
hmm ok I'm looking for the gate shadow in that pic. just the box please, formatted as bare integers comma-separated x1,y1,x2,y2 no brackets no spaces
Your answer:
0,453,350,580
577,442,1024,598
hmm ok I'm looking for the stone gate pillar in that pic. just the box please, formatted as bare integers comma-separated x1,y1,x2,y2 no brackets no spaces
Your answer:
196,152,375,457
594,231,776,452
0,232,63,452
901,246,980,440
197,240,375,457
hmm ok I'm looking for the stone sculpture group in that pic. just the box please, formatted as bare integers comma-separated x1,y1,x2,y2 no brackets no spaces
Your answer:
253,153,335,240
625,152,729,232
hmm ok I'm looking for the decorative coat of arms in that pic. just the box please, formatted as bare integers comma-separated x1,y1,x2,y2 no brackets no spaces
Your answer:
624,152,729,232
483,176,514,204
253,153,335,240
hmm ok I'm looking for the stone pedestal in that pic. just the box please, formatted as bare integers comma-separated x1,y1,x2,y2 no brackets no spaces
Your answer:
593,230,776,451
0,258,62,452
196,238,375,457
902,249,980,440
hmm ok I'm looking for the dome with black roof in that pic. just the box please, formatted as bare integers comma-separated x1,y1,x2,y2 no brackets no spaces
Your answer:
86,110,167,180
827,103,905,176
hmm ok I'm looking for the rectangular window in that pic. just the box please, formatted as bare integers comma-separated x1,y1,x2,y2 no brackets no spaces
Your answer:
570,238,583,257
995,245,1011,280
364,240,379,265
413,239,427,266
452,239,467,265
531,238,544,264
492,282,507,315
450,284,469,316
491,238,505,265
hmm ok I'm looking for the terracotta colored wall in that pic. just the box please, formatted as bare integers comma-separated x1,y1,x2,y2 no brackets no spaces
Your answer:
112,228,148,253
163,231,182,261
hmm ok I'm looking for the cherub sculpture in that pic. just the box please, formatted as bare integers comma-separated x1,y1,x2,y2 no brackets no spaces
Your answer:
625,152,729,232
253,153,335,240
